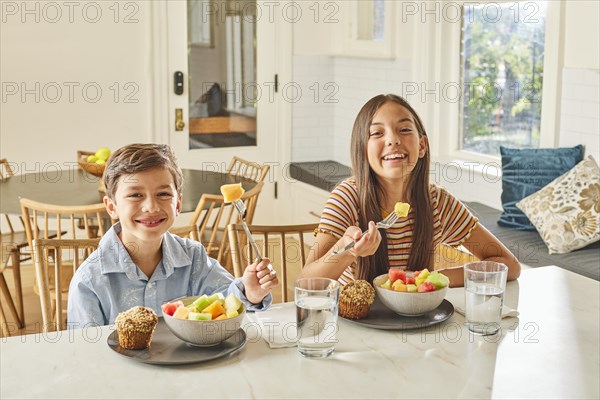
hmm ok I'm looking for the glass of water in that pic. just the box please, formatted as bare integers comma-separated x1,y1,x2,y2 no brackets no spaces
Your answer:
464,261,508,336
294,278,340,358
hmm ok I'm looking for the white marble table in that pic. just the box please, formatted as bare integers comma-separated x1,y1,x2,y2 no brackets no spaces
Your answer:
1,266,598,399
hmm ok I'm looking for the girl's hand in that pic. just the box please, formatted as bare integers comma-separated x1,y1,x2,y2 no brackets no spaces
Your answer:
242,258,279,304
342,221,381,258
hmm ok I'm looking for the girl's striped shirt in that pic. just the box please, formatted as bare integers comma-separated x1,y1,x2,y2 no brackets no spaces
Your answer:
317,178,479,285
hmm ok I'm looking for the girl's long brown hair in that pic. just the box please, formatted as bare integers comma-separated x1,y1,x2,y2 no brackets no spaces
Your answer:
351,94,432,282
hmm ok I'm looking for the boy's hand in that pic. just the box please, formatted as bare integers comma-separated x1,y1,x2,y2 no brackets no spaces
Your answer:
242,258,279,304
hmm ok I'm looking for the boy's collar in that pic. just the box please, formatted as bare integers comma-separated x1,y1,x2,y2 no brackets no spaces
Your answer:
98,223,192,277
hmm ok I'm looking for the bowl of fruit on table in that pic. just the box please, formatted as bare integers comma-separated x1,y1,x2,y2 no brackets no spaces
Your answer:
373,269,449,316
161,293,245,346
78,148,112,177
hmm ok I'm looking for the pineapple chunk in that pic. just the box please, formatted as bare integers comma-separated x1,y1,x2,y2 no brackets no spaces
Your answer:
220,183,245,203
215,314,227,321
394,202,411,218
173,305,190,320
226,310,239,319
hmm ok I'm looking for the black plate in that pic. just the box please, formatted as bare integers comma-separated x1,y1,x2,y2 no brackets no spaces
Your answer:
107,318,246,365
341,298,454,330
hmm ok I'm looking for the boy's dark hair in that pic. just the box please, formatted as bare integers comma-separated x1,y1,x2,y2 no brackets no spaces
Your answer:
103,143,184,199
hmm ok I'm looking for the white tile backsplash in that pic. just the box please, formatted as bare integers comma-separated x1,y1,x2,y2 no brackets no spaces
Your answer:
560,67,600,162
292,55,412,164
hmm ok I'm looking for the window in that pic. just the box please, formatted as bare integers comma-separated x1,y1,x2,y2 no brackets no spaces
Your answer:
460,1,548,156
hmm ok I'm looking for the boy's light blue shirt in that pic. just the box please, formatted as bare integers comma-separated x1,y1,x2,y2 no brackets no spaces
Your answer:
67,223,271,328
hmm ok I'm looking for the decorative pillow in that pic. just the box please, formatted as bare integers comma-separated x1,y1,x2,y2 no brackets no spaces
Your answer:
516,156,600,254
499,145,584,230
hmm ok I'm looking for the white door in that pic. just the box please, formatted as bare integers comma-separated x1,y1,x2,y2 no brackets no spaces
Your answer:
152,0,292,224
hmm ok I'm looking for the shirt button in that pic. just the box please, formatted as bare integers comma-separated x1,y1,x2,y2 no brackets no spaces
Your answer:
152,282,157,286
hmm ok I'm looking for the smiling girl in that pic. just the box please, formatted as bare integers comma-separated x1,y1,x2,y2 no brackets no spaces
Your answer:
300,94,520,287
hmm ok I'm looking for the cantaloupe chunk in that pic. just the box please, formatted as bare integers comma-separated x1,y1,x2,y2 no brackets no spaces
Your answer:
202,301,225,319
394,202,411,217
220,183,245,203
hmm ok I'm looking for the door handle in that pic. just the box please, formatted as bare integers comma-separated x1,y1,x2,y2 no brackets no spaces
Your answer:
175,108,185,131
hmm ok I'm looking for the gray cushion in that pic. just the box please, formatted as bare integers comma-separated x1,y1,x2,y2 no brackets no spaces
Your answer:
466,202,599,281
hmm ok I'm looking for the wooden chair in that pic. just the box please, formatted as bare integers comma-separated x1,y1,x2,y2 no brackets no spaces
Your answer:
0,243,23,336
33,238,100,332
227,223,319,303
0,159,30,329
433,244,478,270
21,198,113,328
168,225,199,240
227,156,270,183
189,181,264,270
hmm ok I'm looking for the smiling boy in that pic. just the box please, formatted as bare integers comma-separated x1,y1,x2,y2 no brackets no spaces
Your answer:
68,143,277,327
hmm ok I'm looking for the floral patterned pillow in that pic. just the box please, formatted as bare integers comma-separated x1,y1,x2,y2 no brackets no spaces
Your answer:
516,156,600,254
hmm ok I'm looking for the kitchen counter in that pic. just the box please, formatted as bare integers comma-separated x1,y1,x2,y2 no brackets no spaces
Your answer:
288,161,351,192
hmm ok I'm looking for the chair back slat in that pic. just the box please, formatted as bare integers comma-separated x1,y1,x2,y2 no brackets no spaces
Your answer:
226,156,270,183
20,198,112,250
227,223,318,303
33,238,100,332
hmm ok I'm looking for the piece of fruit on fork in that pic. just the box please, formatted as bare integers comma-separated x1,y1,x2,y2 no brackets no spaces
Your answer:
220,183,245,203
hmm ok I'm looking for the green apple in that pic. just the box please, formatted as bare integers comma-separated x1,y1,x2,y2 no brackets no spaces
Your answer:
86,155,98,163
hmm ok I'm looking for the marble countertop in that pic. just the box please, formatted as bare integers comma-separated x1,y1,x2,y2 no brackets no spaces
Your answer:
1,266,598,399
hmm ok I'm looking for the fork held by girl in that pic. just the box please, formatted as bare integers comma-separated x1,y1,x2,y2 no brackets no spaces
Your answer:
299,94,521,287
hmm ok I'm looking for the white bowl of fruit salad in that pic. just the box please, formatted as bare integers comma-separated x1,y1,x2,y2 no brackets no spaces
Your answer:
373,269,449,316
161,293,245,346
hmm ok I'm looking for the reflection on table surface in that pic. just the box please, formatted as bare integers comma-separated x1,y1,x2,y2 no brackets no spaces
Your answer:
0,168,256,214
0,267,597,399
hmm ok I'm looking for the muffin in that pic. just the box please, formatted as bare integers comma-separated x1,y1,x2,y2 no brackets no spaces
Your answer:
338,280,375,320
115,306,158,350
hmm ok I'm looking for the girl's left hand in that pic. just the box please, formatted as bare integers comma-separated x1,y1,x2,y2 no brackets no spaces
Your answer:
242,258,279,304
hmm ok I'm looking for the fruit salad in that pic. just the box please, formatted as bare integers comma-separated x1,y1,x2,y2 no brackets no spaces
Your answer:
220,183,245,203
379,269,449,293
161,293,243,321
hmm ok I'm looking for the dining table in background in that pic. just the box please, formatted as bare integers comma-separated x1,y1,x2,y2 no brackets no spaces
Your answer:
0,168,256,215
1,266,598,399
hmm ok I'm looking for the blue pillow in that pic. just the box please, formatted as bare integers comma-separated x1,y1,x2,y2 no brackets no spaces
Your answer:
499,145,584,230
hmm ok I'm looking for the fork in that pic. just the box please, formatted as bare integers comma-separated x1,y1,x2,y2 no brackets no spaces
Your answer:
232,199,276,276
330,211,401,256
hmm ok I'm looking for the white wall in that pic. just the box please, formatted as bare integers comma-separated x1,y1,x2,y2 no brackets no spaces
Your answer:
564,0,600,69
0,1,153,169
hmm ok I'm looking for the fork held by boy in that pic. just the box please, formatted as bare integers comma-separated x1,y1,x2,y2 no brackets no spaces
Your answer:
232,199,276,276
